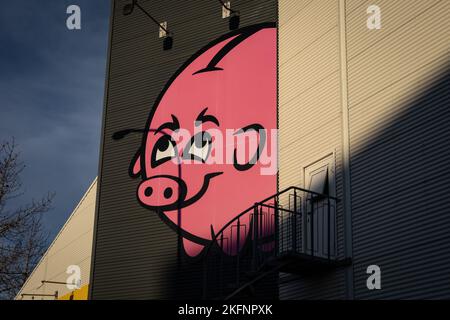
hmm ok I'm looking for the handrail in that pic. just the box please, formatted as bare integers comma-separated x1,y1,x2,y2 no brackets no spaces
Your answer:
258,202,297,214
204,186,339,258
202,185,340,299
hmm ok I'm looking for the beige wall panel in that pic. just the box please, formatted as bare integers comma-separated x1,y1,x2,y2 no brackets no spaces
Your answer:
346,0,442,60
347,0,448,108
40,257,91,293
279,0,338,65
45,231,93,281
279,0,342,189
279,72,341,149
16,179,97,300
349,58,447,153
49,200,95,254
345,0,374,13
278,0,312,26
279,0,346,298
279,118,342,185
280,28,340,107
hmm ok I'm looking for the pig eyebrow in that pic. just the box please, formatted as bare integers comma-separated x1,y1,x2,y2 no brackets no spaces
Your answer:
195,108,219,126
155,114,180,135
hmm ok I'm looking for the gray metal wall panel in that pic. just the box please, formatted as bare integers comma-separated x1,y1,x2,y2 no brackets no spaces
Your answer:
279,0,450,300
347,0,450,299
91,0,277,299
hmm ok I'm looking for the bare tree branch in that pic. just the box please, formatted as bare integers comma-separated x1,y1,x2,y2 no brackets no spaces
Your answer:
0,138,53,299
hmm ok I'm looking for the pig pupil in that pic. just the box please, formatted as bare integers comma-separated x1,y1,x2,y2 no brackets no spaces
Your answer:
159,137,170,151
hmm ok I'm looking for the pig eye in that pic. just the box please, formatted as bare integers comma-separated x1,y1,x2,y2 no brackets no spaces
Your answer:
184,132,212,163
151,135,177,167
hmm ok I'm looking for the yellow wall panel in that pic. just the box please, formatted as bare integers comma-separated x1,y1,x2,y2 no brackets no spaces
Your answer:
59,285,89,300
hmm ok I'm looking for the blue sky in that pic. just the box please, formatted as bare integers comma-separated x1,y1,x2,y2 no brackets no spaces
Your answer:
0,1,110,239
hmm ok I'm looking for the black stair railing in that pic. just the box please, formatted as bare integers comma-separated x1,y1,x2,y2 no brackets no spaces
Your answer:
202,186,340,299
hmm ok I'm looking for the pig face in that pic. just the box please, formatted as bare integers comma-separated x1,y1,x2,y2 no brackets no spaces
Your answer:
130,23,277,257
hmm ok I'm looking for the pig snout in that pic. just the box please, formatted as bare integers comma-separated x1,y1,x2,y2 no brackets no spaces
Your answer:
137,175,187,210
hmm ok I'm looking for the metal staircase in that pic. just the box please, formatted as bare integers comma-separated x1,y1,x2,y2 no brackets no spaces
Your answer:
202,186,351,300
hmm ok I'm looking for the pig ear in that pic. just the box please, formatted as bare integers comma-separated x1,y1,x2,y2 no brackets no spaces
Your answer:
129,149,142,178
233,124,266,171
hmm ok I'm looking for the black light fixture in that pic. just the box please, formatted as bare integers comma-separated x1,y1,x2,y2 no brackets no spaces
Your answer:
122,0,135,16
163,36,173,51
122,0,173,50
229,12,240,30
218,0,240,30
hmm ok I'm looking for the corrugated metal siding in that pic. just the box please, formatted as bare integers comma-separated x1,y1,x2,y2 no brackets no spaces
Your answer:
17,179,97,300
278,0,347,299
93,0,449,300
91,0,277,299
346,0,450,299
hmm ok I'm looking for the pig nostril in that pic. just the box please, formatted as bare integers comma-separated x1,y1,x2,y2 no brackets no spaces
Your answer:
163,187,173,199
144,187,153,197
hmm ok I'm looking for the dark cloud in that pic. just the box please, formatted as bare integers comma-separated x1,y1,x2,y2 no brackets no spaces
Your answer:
0,1,110,239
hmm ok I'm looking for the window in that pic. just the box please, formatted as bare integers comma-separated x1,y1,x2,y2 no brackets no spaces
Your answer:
308,166,329,196
303,154,336,258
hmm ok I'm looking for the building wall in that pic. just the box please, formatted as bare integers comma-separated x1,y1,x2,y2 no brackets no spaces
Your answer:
278,0,347,299
16,179,97,300
279,0,450,299
90,0,449,300
346,0,450,299
90,0,277,299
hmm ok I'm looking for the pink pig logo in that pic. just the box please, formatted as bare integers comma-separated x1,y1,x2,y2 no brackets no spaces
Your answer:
130,23,277,257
